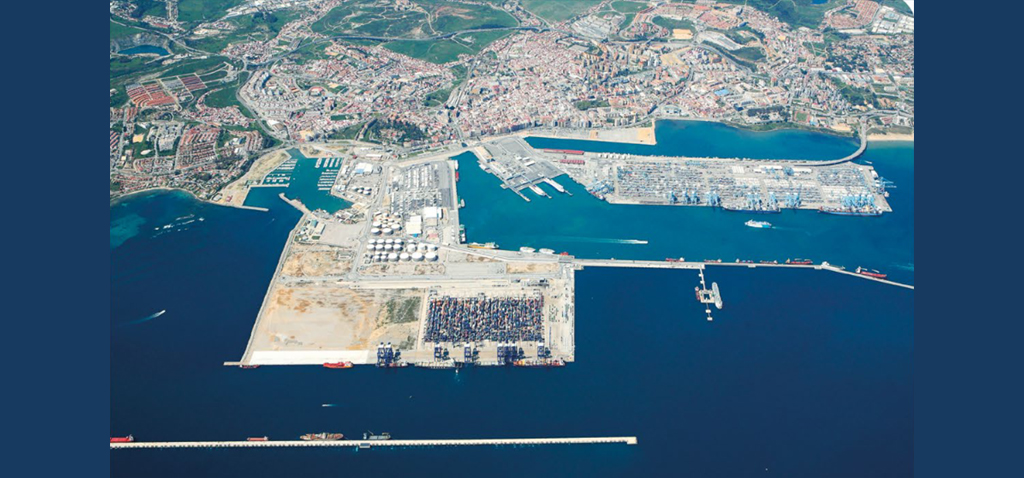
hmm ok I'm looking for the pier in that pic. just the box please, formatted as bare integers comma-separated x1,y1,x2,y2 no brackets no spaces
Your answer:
111,436,638,450
575,258,913,290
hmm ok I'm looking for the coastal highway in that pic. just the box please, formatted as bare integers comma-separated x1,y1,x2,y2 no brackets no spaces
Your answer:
111,436,638,450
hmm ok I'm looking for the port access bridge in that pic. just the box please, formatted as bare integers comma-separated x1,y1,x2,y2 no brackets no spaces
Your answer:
111,436,638,450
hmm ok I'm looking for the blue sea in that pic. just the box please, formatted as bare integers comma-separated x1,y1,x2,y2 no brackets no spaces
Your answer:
111,122,913,477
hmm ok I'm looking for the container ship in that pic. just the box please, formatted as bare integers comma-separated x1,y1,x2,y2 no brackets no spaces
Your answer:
301,433,344,441
786,259,813,265
819,207,882,217
323,362,354,369
745,220,772,228
856,267,887,279
513,359,565,367
110,435,134,443
724,206,780,214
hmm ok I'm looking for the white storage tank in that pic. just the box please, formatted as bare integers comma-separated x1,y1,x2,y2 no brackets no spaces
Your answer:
388,253,399,262
412,252,424,261
425,252,438,261
383,228,393,235
371,228,381,235
399,252,411,261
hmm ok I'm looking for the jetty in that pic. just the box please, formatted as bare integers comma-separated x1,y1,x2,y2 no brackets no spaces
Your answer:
111,436,638,450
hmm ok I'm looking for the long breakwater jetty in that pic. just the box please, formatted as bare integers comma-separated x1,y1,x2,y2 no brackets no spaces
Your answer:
111,436,638,450
574,258,913,290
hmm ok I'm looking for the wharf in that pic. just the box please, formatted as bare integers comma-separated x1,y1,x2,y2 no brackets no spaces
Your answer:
111,436,638,450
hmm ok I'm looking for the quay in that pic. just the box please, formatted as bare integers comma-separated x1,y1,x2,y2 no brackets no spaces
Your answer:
111,436,639,450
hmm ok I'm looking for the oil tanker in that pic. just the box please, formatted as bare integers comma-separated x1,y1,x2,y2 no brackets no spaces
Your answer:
856,267,887,279
300,433,344,441
323,362,354,369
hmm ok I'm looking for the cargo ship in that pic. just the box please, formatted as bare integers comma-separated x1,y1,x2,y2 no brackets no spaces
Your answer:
786,259,813,265
760,260,779,264
818,207,882,217
467,242,499,250
855,267,887,279
110,435,134,443
745,220,772,228
513,359,565,367
239,364,260,369
724,206,780,214
704,259,722,263
363,432,392,441
247,437,268,442
665,257,685,262
323,361,354,369
300,433,344,441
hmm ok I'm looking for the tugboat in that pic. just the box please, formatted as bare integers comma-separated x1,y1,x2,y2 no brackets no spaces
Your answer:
300,432,344,441
856,267,887,279
323,362,354,369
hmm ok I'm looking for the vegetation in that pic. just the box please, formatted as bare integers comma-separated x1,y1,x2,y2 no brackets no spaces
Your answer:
177,0,245,24
188,9,301,53
385,39,472,64
110,20,146,40
831,77,879,108
328,122,366,140
575,99,610,110
363,119,429,143
128,0,167,19
383,297,421,325
110,56,153,80
730,47,766,63
611,1,648,15
313,0,515,37
717,0,845,29
652,16,694,33
520,0,604,23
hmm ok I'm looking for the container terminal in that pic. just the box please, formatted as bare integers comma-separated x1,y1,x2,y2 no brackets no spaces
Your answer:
477,137,892,216
230,141,909,369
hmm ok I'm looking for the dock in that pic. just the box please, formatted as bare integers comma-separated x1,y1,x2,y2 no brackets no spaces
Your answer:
111,436,638,450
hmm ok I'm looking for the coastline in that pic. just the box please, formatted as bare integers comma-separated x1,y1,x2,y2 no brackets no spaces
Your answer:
867,132,915,142
110,186,269,212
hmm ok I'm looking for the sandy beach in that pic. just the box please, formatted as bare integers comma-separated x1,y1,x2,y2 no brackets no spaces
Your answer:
868,132,914,142
216,149,291,207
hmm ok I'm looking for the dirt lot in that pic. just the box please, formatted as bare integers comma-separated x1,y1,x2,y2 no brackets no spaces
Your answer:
252,285,423,352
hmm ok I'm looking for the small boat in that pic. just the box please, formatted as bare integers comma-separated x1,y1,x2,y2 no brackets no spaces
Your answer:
745,220,772,228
